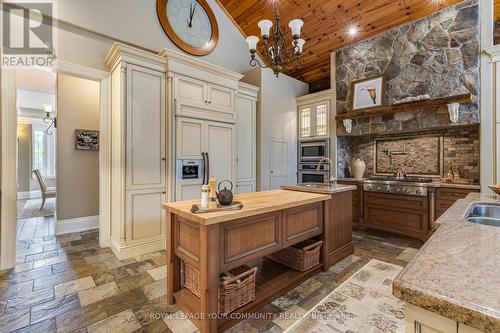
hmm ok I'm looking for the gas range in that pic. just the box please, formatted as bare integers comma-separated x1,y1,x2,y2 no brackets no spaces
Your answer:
363,176,433,196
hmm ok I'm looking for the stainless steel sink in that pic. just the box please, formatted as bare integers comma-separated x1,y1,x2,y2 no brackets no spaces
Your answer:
465,203,500,227
298,183,333,189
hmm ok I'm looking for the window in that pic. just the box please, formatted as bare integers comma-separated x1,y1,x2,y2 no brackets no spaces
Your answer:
32,125,55,177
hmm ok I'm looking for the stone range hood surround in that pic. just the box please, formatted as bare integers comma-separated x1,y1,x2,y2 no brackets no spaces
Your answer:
335,0,479,137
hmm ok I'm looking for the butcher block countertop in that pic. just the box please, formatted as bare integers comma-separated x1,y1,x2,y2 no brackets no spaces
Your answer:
163,189,330,225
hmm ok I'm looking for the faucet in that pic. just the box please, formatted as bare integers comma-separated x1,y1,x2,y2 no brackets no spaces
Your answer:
317,157,337,186
393,165,406,179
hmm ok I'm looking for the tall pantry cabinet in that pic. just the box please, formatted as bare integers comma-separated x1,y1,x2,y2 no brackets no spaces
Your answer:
105,43,168,259
235,82,259,193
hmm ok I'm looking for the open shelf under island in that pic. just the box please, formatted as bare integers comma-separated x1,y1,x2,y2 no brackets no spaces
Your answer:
163,187,356,332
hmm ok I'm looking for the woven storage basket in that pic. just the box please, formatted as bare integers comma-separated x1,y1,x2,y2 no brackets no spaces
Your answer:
183,262,257,315
267,239,323,271
219,265,258,315
184,262,201,298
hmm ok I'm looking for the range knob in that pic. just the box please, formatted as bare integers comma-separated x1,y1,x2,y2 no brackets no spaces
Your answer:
395,188,401,193
416,189,422,195
405,189,411,193
384,187,390,192
367,186,372,191
376,187,381,191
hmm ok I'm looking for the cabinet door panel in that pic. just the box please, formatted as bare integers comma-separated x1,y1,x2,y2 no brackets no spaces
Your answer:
126,65,165,189
299,106,312,139
176,118,204,159
174,75,206,106
126,190,164,244
314,102,329,137
235,182,255,194
175,180,202,201
206,122,235,185
208,84,233,111
283,202,323,246
236,95,256,183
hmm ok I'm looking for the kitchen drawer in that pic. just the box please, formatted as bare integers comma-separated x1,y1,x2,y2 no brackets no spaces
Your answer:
364,205,428,233
435,188,478,201
283,202,323,246
364,192,427,211
222,212,281,271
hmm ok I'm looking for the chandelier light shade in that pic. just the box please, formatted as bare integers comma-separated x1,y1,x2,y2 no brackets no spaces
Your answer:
245,1,305,77
42,104,56,135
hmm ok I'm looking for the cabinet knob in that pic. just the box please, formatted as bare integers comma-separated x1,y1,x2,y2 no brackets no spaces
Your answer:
208,101,212,104
162,191,166,194
162,158,166,161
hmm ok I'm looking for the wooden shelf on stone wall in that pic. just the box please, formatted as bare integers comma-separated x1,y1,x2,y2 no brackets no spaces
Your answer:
334,93,472,121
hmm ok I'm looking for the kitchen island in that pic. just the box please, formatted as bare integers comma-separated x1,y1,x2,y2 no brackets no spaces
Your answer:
163,188,354,332
393,193,500,333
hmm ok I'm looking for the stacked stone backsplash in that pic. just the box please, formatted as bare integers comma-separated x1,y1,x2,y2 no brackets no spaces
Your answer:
337,126,480,182
335,0,479,136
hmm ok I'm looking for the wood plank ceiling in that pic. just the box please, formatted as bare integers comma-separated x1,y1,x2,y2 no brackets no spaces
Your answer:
218,0,464,84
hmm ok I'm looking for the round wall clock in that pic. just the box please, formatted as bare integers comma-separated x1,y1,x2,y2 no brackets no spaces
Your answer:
157,0,219,56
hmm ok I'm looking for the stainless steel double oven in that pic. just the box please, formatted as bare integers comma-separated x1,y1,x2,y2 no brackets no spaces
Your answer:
297,139,330,183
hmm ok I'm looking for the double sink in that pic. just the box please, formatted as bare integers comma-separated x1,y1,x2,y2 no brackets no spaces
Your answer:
465,203,500,227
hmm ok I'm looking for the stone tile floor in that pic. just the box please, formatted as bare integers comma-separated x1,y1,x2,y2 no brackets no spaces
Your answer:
0,228,422,333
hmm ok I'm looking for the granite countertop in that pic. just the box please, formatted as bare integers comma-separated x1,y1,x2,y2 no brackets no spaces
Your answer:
393,193,500,332
282,183,357,194
337,178,366,182
163,190,330,225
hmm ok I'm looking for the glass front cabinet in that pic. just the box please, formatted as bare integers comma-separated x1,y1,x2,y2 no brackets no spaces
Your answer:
298,100,331,140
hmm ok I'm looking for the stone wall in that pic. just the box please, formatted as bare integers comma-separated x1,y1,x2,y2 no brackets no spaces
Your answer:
337,126,480,182
335,0,479,136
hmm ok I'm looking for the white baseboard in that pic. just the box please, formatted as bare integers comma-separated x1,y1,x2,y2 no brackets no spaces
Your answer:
55,215,99,236
110,237,165,260
17,190,41,199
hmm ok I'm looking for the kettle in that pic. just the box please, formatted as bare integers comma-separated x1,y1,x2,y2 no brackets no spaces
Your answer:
217,180,234,206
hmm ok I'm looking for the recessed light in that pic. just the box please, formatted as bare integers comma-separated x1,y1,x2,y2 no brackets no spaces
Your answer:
348,26,358,36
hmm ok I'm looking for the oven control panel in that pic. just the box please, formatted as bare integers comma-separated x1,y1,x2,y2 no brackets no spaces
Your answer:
363,182,428,196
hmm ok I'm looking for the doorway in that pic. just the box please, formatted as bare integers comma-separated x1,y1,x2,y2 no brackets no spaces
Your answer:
1,61,110,270
16,67,58,258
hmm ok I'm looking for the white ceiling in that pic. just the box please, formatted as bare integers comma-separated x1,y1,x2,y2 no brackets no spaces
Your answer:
16,67,56,93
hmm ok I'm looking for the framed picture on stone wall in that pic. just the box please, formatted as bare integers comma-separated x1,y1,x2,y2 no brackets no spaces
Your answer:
351,75,386,111
75,129,99,150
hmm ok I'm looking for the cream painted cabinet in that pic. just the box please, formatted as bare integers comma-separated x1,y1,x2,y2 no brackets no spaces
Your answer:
176,117,204,159
405,303,485,333
173,74,235,122
175,117,235,201
235,82,258,194
299,101,330,139
106,43,167,260
297,90,333,140
126,64,166,190
206,121,235,183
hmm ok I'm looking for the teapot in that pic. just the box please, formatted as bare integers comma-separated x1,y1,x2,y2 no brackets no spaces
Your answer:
217,180,234,206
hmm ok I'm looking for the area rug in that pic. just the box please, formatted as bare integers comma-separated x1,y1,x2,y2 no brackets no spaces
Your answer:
285,259,404,333
18,198,55,219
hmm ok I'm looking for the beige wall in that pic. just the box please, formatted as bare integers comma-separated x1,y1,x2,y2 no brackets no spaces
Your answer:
56,74,100,220
17,124,32,192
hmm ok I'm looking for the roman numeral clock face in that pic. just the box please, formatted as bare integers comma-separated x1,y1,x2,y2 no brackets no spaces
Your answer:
157,0,219,56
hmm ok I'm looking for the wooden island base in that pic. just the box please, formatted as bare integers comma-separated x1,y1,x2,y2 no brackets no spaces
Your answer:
163,189,354,332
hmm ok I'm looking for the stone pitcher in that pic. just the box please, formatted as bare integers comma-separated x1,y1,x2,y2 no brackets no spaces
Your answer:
352,158,366,179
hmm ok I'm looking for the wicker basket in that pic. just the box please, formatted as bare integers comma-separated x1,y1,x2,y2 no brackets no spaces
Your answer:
267,239,323,271
219,265,258,315
184,262,201,298
183,262,258,315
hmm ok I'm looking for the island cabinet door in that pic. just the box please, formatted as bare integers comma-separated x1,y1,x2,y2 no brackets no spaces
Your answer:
221,212,282,271
283,202,323,247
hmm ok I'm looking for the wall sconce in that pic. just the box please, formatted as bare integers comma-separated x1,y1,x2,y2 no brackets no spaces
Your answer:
43,104,56,135
343,119,353,134
447,103,460,123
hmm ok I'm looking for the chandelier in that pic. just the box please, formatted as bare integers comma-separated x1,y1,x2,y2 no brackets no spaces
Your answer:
245,1,305,78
